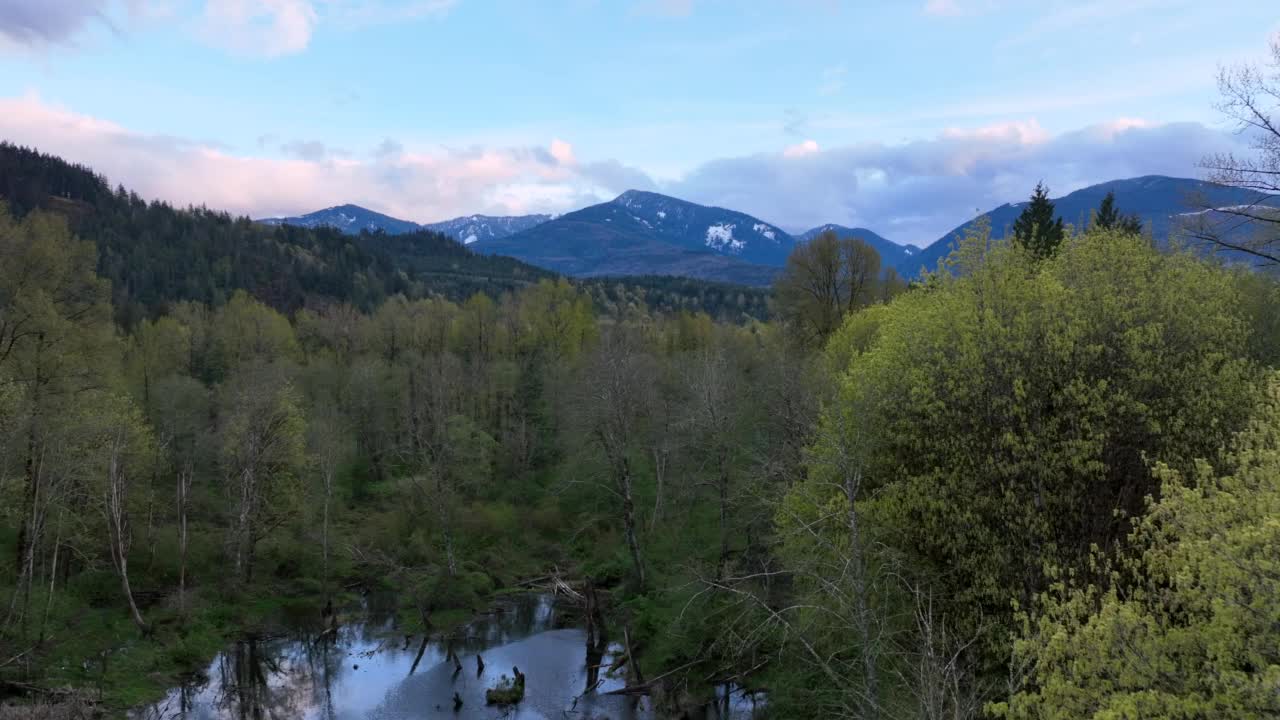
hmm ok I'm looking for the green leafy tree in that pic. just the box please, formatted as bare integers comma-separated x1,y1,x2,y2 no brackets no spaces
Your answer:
518,278,596,361
996,375,1280,720
209,290,299,377
0,206,114,632
218,366,307,584
1011,182,1066,259
812,227,1259,659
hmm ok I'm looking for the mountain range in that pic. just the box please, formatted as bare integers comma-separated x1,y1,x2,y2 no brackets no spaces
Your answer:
260,205,551,244
260,176,1277,286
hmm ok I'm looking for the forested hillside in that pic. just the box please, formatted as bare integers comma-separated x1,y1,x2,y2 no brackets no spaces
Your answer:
0,143,771,329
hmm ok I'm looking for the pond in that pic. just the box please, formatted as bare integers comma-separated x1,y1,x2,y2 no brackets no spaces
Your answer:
130,594,764,719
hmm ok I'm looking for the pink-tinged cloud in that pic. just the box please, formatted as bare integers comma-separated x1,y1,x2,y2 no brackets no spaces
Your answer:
783,139,820,158
0,94,649,221
923,0,961,16
941,119,1050,145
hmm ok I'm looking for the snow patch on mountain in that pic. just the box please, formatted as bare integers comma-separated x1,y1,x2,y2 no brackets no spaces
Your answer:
752,222,777,241
706,223,745,252
1176,204,1262,217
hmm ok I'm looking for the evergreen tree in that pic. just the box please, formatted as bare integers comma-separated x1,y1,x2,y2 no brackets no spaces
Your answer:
1093,190,1144,235
1011,182,1066,258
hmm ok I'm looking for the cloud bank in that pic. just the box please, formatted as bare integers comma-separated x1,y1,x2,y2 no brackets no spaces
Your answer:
0,94,1243,243
0,94,644,222
667,118,1242,242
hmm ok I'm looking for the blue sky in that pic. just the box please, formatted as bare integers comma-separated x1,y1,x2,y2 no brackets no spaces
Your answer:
0,0,1276,243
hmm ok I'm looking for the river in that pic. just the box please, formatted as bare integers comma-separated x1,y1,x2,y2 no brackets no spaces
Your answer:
129,593,764,720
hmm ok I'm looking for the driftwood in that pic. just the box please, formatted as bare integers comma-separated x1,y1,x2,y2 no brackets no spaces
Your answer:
602,659,701,697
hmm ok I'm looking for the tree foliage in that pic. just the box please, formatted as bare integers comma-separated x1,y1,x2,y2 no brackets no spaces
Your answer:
997,375,1280,720
815,227,1260,656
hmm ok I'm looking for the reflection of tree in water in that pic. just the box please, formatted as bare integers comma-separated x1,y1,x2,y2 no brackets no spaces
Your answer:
207,635,343,720
467,594,554,649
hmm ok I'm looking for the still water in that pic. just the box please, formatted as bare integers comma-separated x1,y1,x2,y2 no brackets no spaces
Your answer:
130,594,760,719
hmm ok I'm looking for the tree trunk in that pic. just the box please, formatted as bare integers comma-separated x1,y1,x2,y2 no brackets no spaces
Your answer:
234,465,256,584
9,419,43,636
845,466,877,720
717,448,730,574
650,447,666,532
118,555,148,633
178,465,190,613
619,457,645,591
322,467,332,600
38,522,60,644
444,526,458,577
107,440,148,634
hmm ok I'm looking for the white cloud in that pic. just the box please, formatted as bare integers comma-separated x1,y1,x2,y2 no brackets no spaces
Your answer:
200,0,316,58
198,0,458,56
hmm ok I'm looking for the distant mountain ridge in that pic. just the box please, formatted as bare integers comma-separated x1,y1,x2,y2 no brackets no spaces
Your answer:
906,175,1279,277
260,204,421,235
424,214,552,244
797,224,923,275
471,190,796,285
259,205,552,244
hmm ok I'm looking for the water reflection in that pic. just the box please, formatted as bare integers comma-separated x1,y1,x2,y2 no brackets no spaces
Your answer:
132,595,668,720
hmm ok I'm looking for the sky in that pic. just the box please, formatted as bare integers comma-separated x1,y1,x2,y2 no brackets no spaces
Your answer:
0,0,1276,244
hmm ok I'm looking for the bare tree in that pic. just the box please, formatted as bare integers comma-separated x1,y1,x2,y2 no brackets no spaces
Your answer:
680,341,741,573
576,327,656,591
147,374,207,615
308,405,351,600
1197,37,1280,264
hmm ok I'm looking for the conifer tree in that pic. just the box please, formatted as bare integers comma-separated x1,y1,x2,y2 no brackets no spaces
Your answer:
1011,182,1066,258
1093,190,1144,235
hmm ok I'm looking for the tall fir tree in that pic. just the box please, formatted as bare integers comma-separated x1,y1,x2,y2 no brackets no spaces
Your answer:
1092,190,1144,235
1011,182,1066,259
